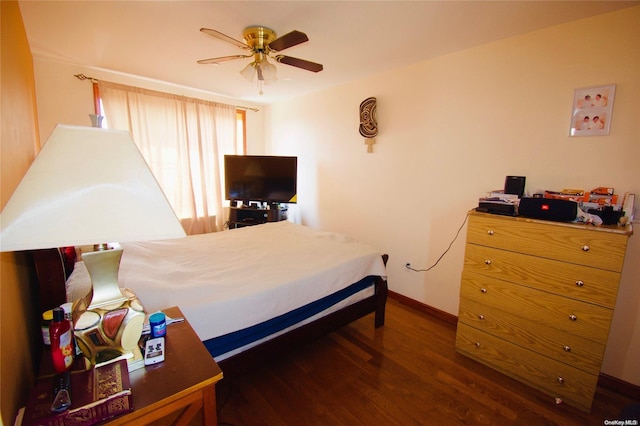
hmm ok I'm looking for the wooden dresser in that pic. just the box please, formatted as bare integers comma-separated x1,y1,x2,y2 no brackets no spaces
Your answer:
455,209,632,412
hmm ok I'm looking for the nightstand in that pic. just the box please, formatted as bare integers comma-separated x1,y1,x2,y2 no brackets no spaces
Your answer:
106,306,223,425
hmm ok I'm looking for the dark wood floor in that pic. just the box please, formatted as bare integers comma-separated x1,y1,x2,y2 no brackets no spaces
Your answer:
215,298,637,426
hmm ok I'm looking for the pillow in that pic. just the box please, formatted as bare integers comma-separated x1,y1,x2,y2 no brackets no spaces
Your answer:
65,260,92,303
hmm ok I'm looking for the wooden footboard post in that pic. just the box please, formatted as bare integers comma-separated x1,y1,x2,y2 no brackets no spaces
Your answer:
374,254,389,328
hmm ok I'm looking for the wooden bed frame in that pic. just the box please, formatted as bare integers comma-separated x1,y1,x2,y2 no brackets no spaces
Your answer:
31,248,388,378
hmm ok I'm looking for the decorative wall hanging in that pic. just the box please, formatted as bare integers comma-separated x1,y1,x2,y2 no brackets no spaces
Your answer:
570,84,615,136
359,97,378,153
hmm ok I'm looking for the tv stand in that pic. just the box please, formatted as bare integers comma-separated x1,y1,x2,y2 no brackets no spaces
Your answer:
228,205,288,229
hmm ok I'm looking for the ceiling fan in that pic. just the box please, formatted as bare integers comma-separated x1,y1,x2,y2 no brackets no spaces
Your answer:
197,26,323,95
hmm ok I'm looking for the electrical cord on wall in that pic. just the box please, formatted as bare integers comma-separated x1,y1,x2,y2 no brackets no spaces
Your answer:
405,213,469,272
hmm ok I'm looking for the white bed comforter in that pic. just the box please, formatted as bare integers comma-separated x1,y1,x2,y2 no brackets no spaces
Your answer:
66,221,387,342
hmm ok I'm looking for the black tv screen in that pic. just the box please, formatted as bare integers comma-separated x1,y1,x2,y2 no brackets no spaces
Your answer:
224,155,297,204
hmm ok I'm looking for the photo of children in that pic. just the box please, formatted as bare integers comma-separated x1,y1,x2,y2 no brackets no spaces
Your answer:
574,113,607,131
570,84,615,136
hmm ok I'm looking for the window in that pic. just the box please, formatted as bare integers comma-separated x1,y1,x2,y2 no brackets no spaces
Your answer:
97,81,244,234
237,110,247,154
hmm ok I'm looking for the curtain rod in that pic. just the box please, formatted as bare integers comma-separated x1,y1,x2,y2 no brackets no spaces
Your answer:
73,73,259,112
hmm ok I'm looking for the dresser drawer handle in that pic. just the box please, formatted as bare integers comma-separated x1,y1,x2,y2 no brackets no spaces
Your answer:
569,314,577,321
557,377,565,384
563,345,571,352
480,288,487,294
478,314,485,320
581,245,590,252
575,280,585,287
487,230,494,236
475,342,481,348
484,259,492,265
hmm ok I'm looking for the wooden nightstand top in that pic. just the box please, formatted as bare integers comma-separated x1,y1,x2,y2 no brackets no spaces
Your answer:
107,306,223,425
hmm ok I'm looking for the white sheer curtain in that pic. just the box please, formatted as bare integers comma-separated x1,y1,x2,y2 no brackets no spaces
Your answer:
99,81,237,235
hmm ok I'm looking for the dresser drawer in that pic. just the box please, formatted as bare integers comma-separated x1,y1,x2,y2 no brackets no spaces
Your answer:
460,270,613,344
456,323,597,412
458,298,606,374
466,214,628,271
464,244,621,308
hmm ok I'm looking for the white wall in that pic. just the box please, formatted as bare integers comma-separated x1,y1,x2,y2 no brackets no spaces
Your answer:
266,7,640,385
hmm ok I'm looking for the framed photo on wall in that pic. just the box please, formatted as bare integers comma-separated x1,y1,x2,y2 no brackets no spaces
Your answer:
570,84,615,136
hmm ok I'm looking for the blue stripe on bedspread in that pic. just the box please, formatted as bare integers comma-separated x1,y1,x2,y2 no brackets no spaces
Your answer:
203,276,377,358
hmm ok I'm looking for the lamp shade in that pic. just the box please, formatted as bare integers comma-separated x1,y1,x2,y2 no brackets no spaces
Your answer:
240,62,257,82
0,124,186,251
260,59,277,85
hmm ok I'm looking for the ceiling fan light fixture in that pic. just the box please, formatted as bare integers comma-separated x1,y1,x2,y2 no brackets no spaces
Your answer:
239,62,257,82
200,25,322,96
260,58,277,85
244,56,277,95
262,62,277,78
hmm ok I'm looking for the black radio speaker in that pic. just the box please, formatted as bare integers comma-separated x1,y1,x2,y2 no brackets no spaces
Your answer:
505,176,526,198
519,197,578,222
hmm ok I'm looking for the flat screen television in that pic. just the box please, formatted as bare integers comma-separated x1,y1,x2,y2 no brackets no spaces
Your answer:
224,155,297,204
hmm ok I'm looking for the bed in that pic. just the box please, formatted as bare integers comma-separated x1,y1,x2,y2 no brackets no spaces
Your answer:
31,221,388,377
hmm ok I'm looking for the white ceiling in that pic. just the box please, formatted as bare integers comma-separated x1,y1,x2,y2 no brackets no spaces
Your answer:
19,1,638,105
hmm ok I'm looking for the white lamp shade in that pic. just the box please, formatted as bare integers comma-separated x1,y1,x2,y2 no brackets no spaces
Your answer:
0,124,186,251
240,62,257,82
261,60,277,85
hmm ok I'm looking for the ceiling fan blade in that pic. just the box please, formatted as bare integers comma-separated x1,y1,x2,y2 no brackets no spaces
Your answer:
197,55,251,65
200,28,250,50
275,55,323,73
268,30,309,51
